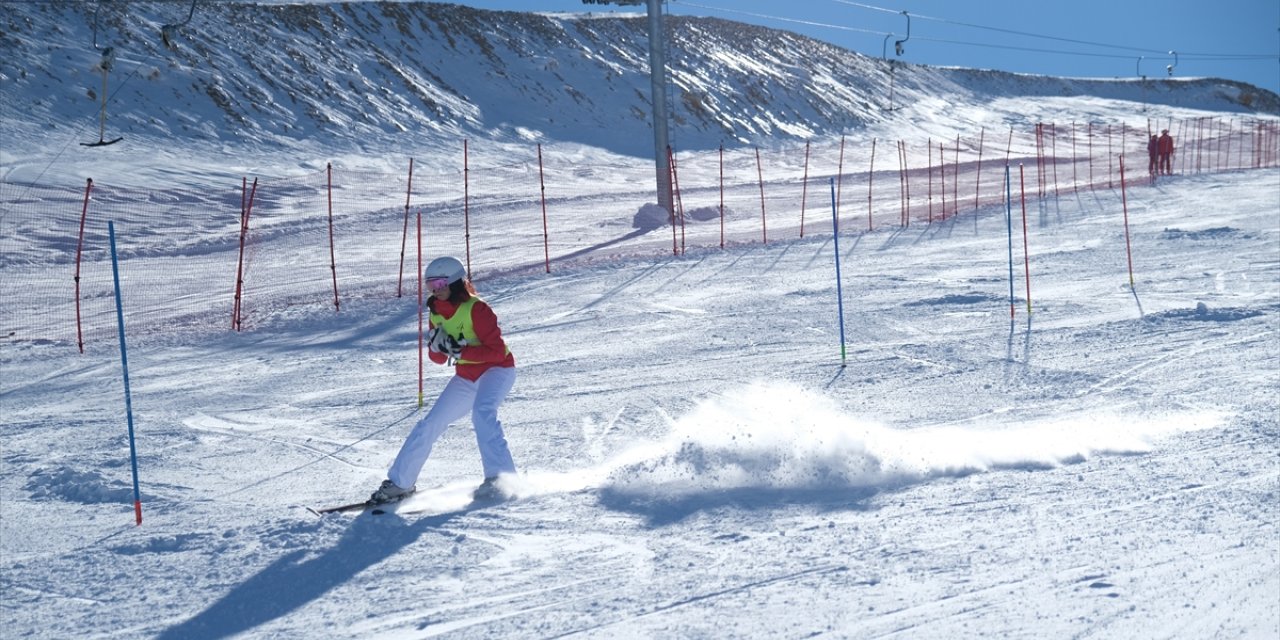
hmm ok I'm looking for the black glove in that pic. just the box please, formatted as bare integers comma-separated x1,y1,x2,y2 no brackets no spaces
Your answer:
428,327,464,359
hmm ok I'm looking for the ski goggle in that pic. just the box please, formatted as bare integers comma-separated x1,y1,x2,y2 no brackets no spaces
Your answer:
426,277,451,291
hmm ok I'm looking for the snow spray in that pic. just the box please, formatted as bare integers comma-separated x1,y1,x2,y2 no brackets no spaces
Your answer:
829,178,847,366
108,221,143,526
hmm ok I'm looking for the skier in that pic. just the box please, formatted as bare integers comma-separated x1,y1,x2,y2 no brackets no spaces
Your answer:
1158,129,1175,175
369,256,518,505
1147,134,1159,180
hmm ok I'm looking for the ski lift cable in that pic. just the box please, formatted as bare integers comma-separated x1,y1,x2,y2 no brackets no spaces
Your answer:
678,0,1275,65
675,1,889,37
830,0,1275,59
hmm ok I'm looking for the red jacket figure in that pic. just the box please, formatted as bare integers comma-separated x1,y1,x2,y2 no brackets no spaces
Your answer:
1158,130,1174,175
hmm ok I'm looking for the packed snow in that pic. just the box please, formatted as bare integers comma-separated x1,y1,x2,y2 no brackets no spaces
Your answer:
3,154,1278,636
2,3,1279,639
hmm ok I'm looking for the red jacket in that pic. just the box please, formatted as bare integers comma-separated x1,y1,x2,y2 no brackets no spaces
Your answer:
1158,134,1174,154
428,297,515,381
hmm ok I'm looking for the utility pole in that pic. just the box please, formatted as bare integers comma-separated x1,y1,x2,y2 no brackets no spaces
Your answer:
582,0,673,217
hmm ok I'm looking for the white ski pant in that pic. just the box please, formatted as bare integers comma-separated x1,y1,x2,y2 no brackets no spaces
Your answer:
387,366,517,489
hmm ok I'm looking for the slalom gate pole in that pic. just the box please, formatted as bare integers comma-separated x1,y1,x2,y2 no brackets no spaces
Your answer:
396,158,414,297
755,146,767,244
952,136,960,212
829,178,847,367
1071,122,1078,192
1119,156,1136,288
897,141,906,227
1003,126,1013,204
1019,165,1033,314
671,147,686,254
537,144,550,272
417,208,424,408
902,141,911,227
107,221,143,526
326,163,340,312
719,144,725,249
74,178,93,353
463,139,471,273
231,178,257,331
866,138,875,231
836,135,845,228
799,140,810,237
1004,166,1015,319
1087,123,1094,189
974,126,984,211
927,137,933,223
668,146,678,255
1050,123,1059,198
939,141,946,219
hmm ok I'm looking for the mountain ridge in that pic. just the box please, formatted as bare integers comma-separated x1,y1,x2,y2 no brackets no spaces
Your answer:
2,1,1277,158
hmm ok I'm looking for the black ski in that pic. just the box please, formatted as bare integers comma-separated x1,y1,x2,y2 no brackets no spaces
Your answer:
309,491,416,516
307,500,374,516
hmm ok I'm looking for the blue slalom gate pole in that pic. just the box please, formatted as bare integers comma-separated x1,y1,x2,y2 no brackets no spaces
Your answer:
1004,166,1016,319
108,221,143,526
829,178,847,367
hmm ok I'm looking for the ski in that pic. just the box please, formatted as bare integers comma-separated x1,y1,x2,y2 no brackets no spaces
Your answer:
307,500,374,516
309,491,416,516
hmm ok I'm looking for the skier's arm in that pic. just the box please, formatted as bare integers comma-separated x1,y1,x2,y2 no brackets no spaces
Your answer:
460,301,508,363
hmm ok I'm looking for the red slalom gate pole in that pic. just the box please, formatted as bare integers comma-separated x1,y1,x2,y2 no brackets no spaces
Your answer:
974,126,985,211
670,146,686,254
719,144,725,249
1107,124,1114,189
902,141,912,227
231,178,257,331
463,139,471,274
396,158,414,297
1119,156,1136,289
755,146,767,244
952,136,960,213
897,141,906,227
74,178,93,353
799,140,811,237
1019,164,1033,314
1071,122,1078,192
1087,123,1094,189
866,138,875,231
1050,123,1059,198
326,163,340,312
537,144,550,272
939,141,947,219
927,136,934,223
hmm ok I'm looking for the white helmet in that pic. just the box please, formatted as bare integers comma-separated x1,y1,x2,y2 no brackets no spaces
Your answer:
425,256,466,284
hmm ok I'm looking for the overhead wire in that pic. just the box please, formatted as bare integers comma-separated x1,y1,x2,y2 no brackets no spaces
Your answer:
673,0,1277,65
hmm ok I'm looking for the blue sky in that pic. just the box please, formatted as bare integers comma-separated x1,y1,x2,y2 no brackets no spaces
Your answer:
455,0,1280,94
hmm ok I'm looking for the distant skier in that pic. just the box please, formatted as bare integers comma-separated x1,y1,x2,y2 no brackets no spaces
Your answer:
1158,129,1175,175
1147,134,1159,180
369,256,518,505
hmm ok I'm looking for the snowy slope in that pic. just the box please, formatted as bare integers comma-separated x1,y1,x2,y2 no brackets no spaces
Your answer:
2,165,1277,638
2,1,1279,638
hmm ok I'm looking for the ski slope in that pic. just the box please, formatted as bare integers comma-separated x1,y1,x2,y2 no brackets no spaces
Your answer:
2,162,1277,637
